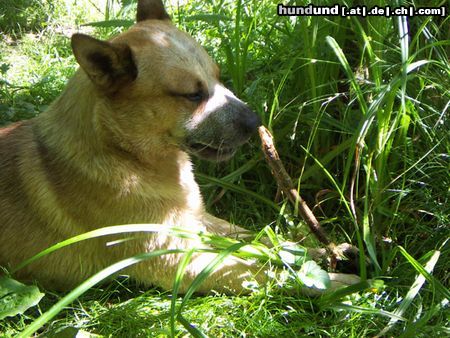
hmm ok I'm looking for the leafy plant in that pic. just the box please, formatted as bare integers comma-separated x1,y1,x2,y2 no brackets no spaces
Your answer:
0,277,44,320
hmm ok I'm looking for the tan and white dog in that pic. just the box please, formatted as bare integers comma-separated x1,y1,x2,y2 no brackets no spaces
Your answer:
0,0,359,294
0,0,268,293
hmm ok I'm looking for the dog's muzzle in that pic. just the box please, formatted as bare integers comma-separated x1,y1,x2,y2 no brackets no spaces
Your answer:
185,87,261,162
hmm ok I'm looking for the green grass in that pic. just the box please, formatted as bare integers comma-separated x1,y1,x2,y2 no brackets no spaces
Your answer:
1,0,449,336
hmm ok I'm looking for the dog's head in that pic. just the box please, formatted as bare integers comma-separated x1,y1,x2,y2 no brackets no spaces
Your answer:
70,0,260,162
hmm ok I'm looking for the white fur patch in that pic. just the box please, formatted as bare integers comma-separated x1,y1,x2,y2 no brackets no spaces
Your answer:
186,84,240,130
203,83,232,113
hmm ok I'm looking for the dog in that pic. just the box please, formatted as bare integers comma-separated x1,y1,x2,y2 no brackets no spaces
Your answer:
0,0,360,294
0,0,268,294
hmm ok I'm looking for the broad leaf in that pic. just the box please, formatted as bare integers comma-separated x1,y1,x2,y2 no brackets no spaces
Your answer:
297,261,330,290
0,277,44,319
278,244,307,267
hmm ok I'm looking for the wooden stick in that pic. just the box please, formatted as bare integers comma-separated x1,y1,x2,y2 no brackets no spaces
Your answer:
258,126,331,246
258,126,367,274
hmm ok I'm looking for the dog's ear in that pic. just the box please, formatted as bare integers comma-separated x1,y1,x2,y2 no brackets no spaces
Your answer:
137,0,171,22
71,34,137,94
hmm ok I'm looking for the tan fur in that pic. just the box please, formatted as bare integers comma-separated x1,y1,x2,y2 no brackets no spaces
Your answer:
0,0,264,293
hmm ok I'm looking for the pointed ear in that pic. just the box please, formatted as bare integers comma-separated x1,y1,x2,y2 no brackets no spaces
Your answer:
137,0,170,22
71,34,137,94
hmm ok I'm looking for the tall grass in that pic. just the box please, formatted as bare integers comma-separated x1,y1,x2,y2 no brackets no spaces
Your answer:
1,0,448,336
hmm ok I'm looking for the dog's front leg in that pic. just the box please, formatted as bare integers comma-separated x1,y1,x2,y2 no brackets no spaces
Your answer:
200,213,362,294
127,234,267,295
201,213,254,240
175,251,266,294
126,214,360,295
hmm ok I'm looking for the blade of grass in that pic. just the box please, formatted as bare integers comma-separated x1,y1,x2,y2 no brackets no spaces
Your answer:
331,303,406,321
317,280,376,306
300,137,353,182
18,249,185,338
12,224,191,273
362,152,381,273
178,314,208,338
398,298,449,338
179,242,248,311
396,246,449,299
300,145,367,279
326,36,367,115
195,172,279,211
170,249,195,337
377,248,442,337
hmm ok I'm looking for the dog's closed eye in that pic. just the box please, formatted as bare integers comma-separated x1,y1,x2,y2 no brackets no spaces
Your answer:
183,91,204,103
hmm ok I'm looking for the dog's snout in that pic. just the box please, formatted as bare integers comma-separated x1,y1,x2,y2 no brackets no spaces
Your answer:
185,86,261,161
235,105,261,136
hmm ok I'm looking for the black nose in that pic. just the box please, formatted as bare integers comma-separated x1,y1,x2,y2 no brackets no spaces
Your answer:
237,105,261,136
